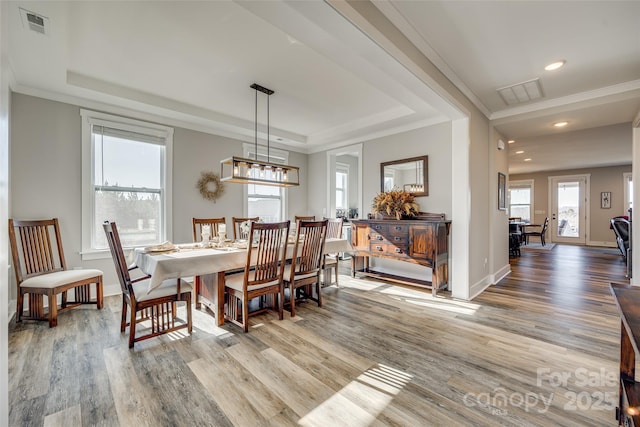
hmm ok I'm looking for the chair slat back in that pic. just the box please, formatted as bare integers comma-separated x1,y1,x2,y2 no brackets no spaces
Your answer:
192,217,226,242
232,217,259,240
244,221,289,288
102,221,133,294
325,218,343,239
291,220,328,277
9,218,66,284
541,217,550,234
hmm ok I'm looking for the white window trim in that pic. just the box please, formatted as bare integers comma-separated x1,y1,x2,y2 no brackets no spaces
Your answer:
624,172,633,214
508,179,535,221
80,109,174,260
242,143,289,220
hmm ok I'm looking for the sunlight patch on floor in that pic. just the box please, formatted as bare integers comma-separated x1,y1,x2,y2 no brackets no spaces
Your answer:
378,287,480,315
298,364,412,427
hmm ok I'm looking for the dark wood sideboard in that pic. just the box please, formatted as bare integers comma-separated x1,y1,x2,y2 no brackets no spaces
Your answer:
350,216,451,296
611,283,640,426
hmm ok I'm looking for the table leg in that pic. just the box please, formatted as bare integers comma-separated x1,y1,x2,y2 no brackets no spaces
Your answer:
197,272,226,326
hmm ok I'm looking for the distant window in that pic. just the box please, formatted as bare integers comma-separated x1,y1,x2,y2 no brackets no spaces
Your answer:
81,110,173,258
336,163,349,210
624,172,633,213
509,179,534,222
244,144,288,222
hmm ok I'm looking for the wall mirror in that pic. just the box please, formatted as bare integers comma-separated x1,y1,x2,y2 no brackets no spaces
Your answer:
381,155,428,196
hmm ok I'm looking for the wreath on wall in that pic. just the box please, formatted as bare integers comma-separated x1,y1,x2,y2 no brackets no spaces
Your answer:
197,171,224,203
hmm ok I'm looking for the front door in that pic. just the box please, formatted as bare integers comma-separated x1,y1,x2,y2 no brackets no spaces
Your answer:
549,175,588,244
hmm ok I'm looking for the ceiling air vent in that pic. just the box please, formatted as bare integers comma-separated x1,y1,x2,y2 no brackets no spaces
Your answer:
497,78,543,106
19,8,49,36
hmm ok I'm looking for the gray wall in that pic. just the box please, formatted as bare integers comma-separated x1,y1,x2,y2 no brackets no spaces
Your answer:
511,164,631,245
9,93,308,298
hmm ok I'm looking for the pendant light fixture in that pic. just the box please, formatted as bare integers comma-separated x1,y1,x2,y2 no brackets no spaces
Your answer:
220,83,300,187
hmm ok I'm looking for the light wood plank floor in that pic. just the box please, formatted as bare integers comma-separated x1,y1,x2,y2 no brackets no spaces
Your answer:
9,245,628,426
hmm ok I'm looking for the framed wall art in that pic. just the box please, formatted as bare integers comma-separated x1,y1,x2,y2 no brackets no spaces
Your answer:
601,191,611,209
498,172,506,211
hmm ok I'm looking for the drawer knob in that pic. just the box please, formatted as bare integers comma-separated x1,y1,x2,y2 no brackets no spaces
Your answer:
376,236,384,240
395,248,402,253
394,236,401,241
375,246,382,251
394,226,402,231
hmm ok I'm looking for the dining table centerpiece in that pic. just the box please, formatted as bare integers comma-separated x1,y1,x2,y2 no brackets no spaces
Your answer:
371,188,420,220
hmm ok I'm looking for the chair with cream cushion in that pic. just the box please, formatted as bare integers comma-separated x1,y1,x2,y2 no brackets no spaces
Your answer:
232,216,259,240
283,219,328,317
223,221,289,332
9,218,103,327
192,217,227,242
322,218,343,287
103,221,192,348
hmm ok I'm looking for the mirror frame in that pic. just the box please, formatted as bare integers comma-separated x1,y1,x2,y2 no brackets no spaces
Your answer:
380,155,428,197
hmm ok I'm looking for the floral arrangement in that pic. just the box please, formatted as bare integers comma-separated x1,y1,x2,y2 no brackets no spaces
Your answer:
371,188,420,220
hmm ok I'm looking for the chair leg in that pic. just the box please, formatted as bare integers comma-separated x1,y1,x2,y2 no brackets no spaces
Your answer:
129,303,137,348
16,292,23,323
242,295,249,333
278,288,284,320
334,264,339,288
121,297,128,333
289,284,296,318
186,294,193,334
48,291,57,328
317,282,323,307
96,278,104,309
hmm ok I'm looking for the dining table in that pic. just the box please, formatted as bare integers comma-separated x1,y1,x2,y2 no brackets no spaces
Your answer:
134,238,353,326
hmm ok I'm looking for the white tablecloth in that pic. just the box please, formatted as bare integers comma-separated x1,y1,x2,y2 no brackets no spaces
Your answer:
134,238,352,293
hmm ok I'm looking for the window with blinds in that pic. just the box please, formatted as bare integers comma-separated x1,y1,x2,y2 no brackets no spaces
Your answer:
508,179,534,222
81,110,173,257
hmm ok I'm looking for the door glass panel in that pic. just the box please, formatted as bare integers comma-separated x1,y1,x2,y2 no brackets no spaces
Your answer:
557,181,579,237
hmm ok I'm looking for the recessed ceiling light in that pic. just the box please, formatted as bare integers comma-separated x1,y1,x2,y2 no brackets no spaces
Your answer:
524,158,532,162
545,60,566,71
508,140,515,144
516,150,524,154
554,121,568,128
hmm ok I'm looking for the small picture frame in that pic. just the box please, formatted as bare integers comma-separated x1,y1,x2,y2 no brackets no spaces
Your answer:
498,172,506,210
601,191,611,209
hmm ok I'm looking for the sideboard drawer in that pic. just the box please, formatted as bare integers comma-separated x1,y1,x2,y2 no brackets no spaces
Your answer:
369,242,409,257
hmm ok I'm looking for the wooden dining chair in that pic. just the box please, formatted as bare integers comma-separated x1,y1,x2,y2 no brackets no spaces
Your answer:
294,215,315,223
103,221,192,348
8,218,103,327
223,221,290,332
523,217,550,246
322,218,343,287
192,217,226,242
232,216,259,240
283,219,328,317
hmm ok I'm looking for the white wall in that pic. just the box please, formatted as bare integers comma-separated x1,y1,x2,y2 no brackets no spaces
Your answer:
0,0,10,422
9,93,308,299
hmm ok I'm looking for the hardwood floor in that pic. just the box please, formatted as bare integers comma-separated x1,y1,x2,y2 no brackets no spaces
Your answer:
9,245,629,426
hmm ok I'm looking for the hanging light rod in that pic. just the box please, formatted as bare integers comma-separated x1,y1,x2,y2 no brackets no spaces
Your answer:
220,83,300,187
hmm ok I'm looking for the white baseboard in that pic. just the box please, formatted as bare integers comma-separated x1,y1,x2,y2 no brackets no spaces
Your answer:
587,240,617,248
469,274,492,300
8,299,15,324
492,263,511,285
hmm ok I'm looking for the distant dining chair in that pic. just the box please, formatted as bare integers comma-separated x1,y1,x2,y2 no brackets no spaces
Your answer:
9,218,104,327
523,217,550,246
103,221,192,348
223,221,290,332
192,217,226,242
323,218,343,287
232,216,259,240
294,215,315,225
283,219,328,317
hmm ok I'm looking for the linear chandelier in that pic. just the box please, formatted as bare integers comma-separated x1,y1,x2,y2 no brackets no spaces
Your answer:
220,83,300,187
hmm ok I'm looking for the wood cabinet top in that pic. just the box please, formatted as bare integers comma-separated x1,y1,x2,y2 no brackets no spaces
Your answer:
351,218,451,225
611,283,640,356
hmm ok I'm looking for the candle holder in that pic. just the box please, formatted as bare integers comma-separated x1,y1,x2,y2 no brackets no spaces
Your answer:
218,231,226,247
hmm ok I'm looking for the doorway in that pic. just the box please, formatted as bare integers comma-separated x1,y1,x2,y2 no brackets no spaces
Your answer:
549,174,589,244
